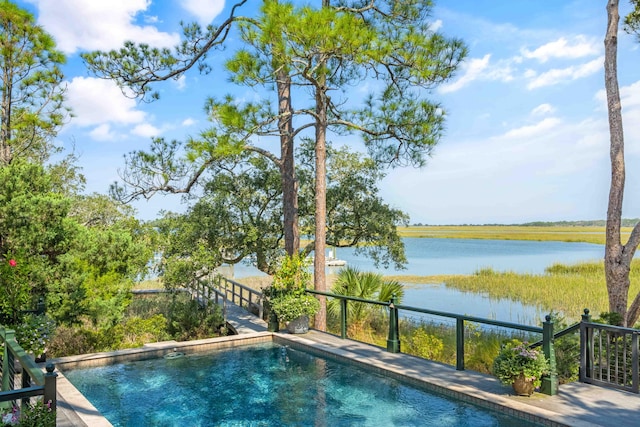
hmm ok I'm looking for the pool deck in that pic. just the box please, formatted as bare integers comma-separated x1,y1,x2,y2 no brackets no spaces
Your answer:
54,303,640,427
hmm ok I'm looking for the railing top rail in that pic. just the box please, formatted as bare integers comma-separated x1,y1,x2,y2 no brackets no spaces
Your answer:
582,321,640,334
306,289,544,333
530,321,581,348
217,276,264,298
306,289,390,307
0,327,45,385
396,303,544,333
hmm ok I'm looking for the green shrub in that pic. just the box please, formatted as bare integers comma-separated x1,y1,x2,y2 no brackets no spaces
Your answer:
404,328,444,360
166,297,225,341
121,315,170,347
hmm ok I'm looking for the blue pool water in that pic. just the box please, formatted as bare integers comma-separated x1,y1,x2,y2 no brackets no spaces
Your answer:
63,343,539,426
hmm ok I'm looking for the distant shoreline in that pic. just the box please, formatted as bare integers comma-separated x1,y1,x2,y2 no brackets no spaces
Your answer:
396,224,632,245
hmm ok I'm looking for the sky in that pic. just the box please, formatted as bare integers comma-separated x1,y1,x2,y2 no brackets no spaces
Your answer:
13,0,640,225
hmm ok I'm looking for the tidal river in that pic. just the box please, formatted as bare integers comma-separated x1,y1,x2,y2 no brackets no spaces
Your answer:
233,238,604,325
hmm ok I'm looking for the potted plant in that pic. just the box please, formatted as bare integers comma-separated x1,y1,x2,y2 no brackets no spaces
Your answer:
264,254,319,334
492,339,550,396
270,290,320,333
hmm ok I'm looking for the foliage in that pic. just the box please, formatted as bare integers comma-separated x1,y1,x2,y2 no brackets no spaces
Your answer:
624,0,640,40
48,293,226,357
121,315,170,348
265,254,319,322
492,340,550,388
0,1,69,166
403,328,444,360
16,400,55,427
297,142,409,268
270,253,312,294
13,314,55,356
0,256,30,324
165,297,225,341
0,162,74,324
270,292,320,322
83,0,464,280
327,266,404,332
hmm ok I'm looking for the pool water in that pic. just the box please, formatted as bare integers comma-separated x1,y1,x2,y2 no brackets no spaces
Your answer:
63,343,537,426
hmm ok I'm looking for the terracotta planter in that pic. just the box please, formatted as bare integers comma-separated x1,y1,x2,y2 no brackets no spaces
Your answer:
286,315,309,334
512,374,535,396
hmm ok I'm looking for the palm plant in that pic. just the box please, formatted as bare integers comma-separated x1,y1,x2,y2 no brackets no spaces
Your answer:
327,267,404,334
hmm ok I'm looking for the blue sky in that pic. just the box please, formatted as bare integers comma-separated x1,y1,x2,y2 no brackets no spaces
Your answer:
16,0,640,225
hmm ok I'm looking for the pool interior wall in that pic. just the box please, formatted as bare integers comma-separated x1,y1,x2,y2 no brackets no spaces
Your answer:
52,331,565,427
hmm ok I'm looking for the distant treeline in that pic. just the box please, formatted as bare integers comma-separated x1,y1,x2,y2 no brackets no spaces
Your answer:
412,219,640,227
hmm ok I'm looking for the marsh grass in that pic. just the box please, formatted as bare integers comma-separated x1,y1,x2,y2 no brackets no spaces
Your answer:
439,260,640,322
398,225,634,245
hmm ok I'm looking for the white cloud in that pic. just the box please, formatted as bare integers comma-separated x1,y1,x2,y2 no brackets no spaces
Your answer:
173,75,187,91
89,124,116,141
440,54,491,93
440,53,518,93
132,123,161,138
531,104,555,116
182,118,196,126
66,77,148,127
430,20,443,32
499,117,563,140
621,80,640,110
521,36,600,63
26,0,179,53
527,56,603,89
180,0,225,26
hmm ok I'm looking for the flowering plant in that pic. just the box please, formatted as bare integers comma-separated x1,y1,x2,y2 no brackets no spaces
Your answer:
492,339,550,388
13,314,55,357
0,400,56,427
1,406,19,426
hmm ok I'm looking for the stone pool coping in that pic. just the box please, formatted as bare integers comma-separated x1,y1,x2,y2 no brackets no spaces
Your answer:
52,331,633,427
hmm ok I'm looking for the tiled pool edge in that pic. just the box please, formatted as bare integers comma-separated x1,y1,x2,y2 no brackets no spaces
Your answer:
52,331,592,427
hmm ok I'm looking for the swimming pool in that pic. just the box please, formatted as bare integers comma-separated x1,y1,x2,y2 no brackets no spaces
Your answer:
61,341,540,426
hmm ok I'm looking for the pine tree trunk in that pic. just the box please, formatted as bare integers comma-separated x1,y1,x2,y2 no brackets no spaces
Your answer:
313,85,327,331
277,71,300,256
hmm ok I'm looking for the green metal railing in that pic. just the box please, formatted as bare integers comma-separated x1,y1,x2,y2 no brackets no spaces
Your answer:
307,289,558,396
579,309,640,393
0,327,57,412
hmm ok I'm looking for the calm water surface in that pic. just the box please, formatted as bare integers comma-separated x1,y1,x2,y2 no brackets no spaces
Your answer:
229,238,604,325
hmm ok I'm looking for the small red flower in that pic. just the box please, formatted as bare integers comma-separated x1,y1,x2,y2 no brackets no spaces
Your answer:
8,259,16,267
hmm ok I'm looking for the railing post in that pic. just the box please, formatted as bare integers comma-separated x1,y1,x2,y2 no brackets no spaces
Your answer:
44,363,57,412
0,329,11,410
632,333,639,393
541,314,558,395
580,308,592,383
2,330,15,392
387,294,400,353
340,298,347,339
456,318,464,370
